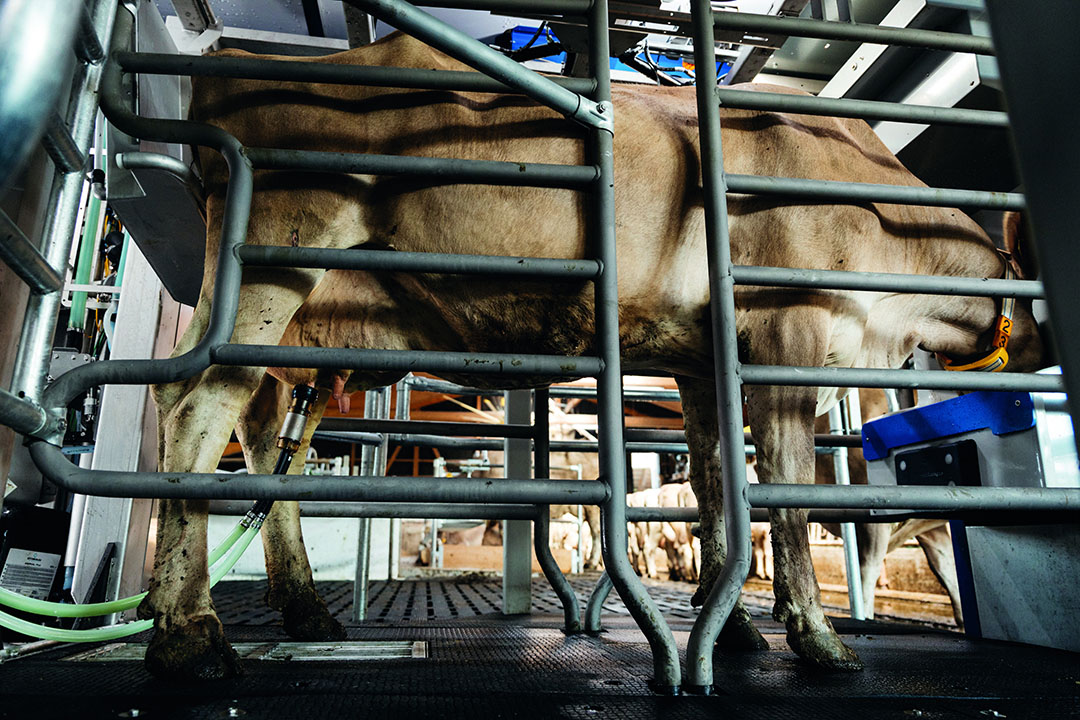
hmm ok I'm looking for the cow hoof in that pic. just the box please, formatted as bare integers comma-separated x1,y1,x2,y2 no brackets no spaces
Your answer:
717,606,769,652
787,626,863,672
144,615,242,681
282,599,347,642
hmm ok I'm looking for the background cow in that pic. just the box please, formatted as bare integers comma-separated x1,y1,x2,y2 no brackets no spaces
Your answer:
145,32,1043,679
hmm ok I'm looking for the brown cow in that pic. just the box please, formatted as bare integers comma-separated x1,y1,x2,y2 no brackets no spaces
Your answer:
145,31,1043,679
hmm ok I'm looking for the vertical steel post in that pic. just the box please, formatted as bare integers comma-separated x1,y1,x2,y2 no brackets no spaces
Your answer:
353,388,385,622
684,0,754,692
587,0,681,691
584,570,614,633
829,402,865,620
10,0,119,409
531,387,582,631
502,390,533,614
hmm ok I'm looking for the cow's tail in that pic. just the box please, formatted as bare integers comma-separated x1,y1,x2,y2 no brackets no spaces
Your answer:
1003,211,1039,280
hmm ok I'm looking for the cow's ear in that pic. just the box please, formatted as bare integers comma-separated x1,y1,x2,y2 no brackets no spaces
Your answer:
1003,211,1040,280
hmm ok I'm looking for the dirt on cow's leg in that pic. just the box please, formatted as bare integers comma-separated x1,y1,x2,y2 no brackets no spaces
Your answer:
747,380,862,672
236,376,346,642
138,498,242,681
677,375,769,652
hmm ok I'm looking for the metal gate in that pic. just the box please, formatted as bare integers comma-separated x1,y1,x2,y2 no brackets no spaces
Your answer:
1,0,1079,694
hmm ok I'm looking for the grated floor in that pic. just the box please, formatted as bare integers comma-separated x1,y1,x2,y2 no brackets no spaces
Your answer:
0,576,1077,719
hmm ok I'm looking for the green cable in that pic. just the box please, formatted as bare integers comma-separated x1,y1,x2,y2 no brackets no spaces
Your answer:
0,526,260,643
0,522,248,619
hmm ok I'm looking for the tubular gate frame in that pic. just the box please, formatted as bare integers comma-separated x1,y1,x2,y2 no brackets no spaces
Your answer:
2,0,1078,695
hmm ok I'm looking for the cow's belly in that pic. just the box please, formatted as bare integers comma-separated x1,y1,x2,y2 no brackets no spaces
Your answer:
272,269,713,390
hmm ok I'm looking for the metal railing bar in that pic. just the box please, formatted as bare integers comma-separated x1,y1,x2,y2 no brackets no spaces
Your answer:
245,148,599,189
208,500,1080,525
416,0,590,13
726,174,1025,211
238,246,602,280
0,389,48,437
0,209,64,295
37,13,253,431
75,3,106,65
40,114,86,174
319,417,537,439
211,344,603,377
714,87,1009,128
712,9,994,55
732,265,1045,299
403,376,680,400
28,441,608,503
741,364,1063,392
313,430,691,454
208,500,544,520
340,0,610,130
748,483,1080,511
116,51,597,96
116,151,204,199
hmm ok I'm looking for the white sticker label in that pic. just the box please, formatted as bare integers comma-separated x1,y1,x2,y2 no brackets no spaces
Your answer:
0,549,61,600
3,479,15,498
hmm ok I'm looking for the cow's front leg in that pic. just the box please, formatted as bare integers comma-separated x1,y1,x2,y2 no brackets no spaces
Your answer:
676,376,768,651
141,365,266,680
746,383,862,671
235,375,345,641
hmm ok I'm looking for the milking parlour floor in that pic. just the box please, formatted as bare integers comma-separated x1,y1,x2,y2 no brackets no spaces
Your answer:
1,574,1078,719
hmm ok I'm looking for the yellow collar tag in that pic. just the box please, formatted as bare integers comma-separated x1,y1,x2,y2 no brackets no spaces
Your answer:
939,263,1015,373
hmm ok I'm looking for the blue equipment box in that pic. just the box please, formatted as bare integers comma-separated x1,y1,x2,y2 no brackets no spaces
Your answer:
862,378,1080,651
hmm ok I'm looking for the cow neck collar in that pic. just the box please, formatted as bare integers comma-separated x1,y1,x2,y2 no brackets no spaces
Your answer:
936,257,1016,373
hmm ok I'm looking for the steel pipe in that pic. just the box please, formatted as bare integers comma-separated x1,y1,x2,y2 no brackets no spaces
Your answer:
748,483,1080,512
38,32,254,423
685,0,755,693
584,0,679,690
41,114,86,174
10,0,119,428
246,148,598,189
314,430,691,455
712,10,994,55
404,376,681,401
0,0,82,188
208,500,542,520
741,364,1063,393
533,386,583,631
0,389,48,437
75,4,106,64
0,209,63,295
238,245,602,280
211,344,603,379
726,174,1025,211
715,87,1008,128
29,441,608,503
115,151,203,198
319,417,535,439
733,265,1044,299
417,0,589,11
116,51,597,96
341,0,609,130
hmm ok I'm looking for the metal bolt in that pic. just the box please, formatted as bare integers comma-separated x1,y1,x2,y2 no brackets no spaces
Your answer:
944,453,953,465
596,102,609,114
899,460,907,471
1015,399,1021,407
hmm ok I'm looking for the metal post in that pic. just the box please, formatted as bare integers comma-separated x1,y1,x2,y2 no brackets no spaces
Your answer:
587,0,680,692
829,402,865,621
503,390,533,614
353,390,378,622
684,0,754,693
531,387,582,631
389,379,411,580
584,571,614,634
9,0,120,411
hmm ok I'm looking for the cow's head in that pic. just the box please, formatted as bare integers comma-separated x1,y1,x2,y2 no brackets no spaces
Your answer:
999,212,1053,373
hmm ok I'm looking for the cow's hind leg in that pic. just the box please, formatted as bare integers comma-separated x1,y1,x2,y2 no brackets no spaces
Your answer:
746,379,862,671
676,376,768,651
235,375,347,640
142,364,265,680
